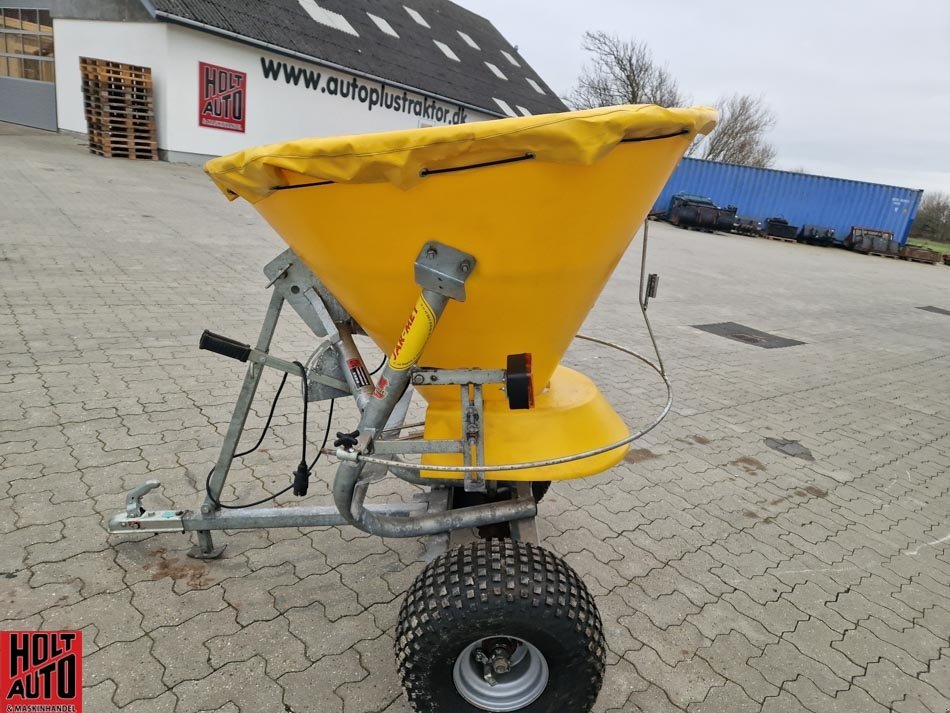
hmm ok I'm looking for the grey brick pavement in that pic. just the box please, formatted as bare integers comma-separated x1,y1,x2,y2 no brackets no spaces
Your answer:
1,122,948,712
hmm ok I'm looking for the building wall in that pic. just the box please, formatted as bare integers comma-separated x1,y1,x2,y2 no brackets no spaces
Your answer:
51,18,493,159
53,20,169,144
163,25,493,157
654,157,924,245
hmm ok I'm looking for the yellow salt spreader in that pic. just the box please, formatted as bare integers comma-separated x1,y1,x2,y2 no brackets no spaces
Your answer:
108,104,716,712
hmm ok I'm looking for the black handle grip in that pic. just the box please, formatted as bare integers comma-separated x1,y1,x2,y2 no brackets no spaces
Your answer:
199,330,251,362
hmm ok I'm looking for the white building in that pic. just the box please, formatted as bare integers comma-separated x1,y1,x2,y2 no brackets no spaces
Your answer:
0,0,565,160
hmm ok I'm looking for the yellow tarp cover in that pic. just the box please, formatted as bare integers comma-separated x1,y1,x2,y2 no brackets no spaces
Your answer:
205,104,717,203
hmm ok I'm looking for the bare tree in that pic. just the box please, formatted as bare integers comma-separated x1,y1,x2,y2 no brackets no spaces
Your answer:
910,191,950,244
690,94,777,168
569,33,777,167
567,32,686,109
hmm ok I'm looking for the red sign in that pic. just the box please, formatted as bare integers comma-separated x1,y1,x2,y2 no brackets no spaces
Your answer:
199,62,246,132
2,630,83,712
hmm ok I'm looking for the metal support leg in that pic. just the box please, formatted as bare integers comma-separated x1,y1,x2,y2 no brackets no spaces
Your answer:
189,289,285,559
508,482,539,545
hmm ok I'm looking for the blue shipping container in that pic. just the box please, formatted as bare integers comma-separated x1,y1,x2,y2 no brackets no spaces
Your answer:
653,158,923,245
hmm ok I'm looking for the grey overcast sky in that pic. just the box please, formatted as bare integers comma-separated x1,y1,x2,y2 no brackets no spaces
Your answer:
460,0,950,195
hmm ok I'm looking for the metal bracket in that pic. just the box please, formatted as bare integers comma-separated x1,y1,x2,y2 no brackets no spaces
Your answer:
508,482,539,544
642,273,659,309
307,342,351,401
462,383,487,492
421,487,451,562
639,219,660,313
410,367,506,386
414,241,476,302
264,249,356,336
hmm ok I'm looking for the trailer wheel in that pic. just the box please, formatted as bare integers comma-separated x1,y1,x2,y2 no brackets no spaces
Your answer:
396,539,605,712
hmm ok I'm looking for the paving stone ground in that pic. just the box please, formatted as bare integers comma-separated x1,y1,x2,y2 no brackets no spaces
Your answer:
1,122,949,713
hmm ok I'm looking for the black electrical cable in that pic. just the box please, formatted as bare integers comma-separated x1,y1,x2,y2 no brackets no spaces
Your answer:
291,361,311,496
236,371,288,458
205,361,334,509
305,354,379,471
369,355,387,375
295,360,308,466
204,467,295,510
308,397,335,472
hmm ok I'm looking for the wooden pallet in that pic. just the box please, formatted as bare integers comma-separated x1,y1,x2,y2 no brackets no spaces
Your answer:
83,97,154,111
80,57,152,81
88,124,155,139
88,137,158,153
82,87,154,102
83,104,154,116
89,145,158,160
88,134,157,151
899,247,941,265
763,235,796,243
80,57,158,161
83,96,154,111
869,252,899,259
84,116,155,131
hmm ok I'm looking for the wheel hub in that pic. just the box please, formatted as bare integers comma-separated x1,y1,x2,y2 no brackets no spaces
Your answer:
454,636,549,711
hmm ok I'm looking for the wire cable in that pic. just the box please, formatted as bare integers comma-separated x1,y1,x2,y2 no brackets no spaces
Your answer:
308,398,335,472
369,355,387,375
235,371,288,458
205,362,335,509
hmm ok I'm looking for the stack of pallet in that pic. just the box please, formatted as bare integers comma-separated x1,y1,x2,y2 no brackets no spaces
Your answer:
898,246,940,264
80,57,158,160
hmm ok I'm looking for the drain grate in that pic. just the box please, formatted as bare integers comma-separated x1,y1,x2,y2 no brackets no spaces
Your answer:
693,322,804,349
918,306,950,316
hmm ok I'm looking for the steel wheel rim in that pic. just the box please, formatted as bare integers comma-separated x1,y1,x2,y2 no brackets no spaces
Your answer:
453,636,549,711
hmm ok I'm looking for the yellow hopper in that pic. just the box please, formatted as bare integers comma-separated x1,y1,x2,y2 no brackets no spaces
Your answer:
206,105,716,482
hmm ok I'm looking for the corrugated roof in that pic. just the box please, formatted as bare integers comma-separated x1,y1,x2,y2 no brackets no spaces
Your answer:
148,0,567,116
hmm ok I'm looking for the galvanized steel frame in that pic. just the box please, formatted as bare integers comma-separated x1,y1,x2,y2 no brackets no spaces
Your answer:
107,222,669,558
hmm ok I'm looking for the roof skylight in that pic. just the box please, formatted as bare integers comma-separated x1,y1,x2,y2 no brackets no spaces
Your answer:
501,50,521,67
367,12,399,38
516,105,532,116
526,77,545,95
434,40,460,61
404,5,430,28
485,62,507,80
297,0,358,36
493,98,517,117
457,31,480,49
